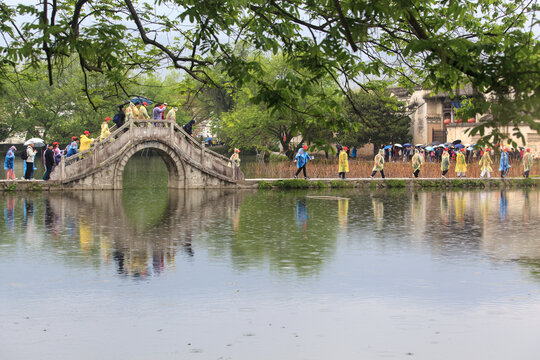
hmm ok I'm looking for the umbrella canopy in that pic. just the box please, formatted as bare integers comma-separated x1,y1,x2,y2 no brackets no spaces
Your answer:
428,141,441,146
383,145,392,149
452,139,462,145
437,144,445,148
130,96,153,105
24,138,45,147
455,144,465,149
425,146,434,151
403,143,412,147
467,146,474,151
394,143,403,147
415,143,425,147
444,142,452,147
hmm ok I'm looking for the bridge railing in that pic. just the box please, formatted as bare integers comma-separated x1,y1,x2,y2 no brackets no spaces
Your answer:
58,118,242,182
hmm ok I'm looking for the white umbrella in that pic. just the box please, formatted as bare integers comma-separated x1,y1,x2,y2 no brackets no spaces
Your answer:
394,143,403,147
24,138,45,147
415,143,424,147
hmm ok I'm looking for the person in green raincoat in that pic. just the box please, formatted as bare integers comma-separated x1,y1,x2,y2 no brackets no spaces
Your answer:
441,148,450,178
370,149,385,178
412,149,422,178
523,148,533,178
479,148,493,178
455,148,467,178
338,146,349,179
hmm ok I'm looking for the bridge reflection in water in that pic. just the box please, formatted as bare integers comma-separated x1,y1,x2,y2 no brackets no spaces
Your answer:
1,189,540,282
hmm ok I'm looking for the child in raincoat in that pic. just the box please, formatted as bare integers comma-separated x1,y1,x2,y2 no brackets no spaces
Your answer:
338,147,349,179
441,148,450,178
229,148,241,167
4,146,16,180
499,149,511,178
523,148,533,178
455,148,467,178
479,148,493,178
412,149,422,178
100,117,111,141
294,145,312,179
370,149,385,178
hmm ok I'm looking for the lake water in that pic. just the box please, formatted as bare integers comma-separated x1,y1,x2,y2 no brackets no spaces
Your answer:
1,156,540,359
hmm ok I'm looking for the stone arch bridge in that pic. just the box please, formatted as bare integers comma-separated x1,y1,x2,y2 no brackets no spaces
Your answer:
50,119,244,189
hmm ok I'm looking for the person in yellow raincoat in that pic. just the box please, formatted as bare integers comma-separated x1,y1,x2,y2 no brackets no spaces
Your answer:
338,146,349,179
441,148,450,178
165,107,177,128
229,148,241,167
479,148,493,178
412,149,422,177
100,117,111,141
370,149,385,178
455,148,467,178
79,131,94,158
523,148,533,178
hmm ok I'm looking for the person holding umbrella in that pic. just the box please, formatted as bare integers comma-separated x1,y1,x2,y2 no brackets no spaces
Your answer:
479,148,493,178
455,148,467,178
412,149,422,178
499,148,511,178
441,148,450,178
24,143,37,180
370,149,385,178
4,146,16,180
523,148,533,178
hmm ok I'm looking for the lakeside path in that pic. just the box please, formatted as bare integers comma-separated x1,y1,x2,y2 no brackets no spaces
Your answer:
1,177,538,191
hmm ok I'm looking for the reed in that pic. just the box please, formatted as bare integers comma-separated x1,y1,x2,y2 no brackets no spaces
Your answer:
243,158,539,179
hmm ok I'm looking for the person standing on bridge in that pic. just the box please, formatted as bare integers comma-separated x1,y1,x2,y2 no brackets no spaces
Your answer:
523,148,533,178
455,148,467,178
4,146,16,180
100,117,111,141
229,148,241,167
79,131,94,158
370,149,385,179
479,148,493,178
412,149,422,178
153,103,167,126
294,145,312,179
183,119,196,136
166,107,177,128
338,146,349,179
67,136,79,158
42,144,55,180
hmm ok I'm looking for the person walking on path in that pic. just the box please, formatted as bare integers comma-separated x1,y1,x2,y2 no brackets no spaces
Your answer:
24,143,37,180
499,148,511,178
183,119,196,136
79,131,94,158
370,149,385,178
455,148,467,178
441,148,450,178
523,148,533,178
338,146,349,179
4,146,16,180
100,117,112,141
479,148,493,178
294,145,312,179
412,149,422,178
229,148,241,167
42,144,55,180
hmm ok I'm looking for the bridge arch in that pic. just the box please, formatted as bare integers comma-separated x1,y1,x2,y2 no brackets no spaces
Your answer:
113,140,186,189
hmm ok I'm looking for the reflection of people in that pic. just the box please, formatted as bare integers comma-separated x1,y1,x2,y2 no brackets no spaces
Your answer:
499,190,508,222
296,198,308,230
372,198,384,227
4,196,15,233
338,198,349,228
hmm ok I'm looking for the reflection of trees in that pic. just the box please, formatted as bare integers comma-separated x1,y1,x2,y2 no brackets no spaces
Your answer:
200,191,341,277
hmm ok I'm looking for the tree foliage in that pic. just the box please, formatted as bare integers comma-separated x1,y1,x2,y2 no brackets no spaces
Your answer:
0,0,538,146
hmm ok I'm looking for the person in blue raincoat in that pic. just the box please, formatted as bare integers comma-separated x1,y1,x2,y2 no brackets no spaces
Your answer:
66,136,79,158
4,146,16,180
499,148,511,178
294,145,312,179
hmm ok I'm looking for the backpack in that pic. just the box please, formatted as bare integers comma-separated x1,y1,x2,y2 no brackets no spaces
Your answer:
112,113,120,124
20,149,28,160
